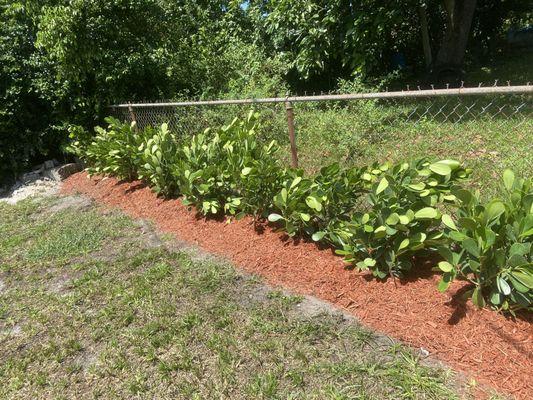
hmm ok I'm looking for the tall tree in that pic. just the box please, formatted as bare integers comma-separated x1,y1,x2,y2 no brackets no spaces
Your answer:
434,0,477,69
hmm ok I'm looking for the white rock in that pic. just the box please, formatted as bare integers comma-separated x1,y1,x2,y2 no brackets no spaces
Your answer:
419,347,430,358
43,160,55,169
0,177,59,204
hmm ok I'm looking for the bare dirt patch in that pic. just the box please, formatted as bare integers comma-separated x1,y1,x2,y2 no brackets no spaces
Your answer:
62,172,533,399
47,271,79,295
46,195,93,214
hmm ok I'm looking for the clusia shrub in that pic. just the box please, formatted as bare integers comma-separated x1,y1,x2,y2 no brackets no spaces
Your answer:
69,117,144,180
437,170,532,313
311,159,471,278
176,111,284,217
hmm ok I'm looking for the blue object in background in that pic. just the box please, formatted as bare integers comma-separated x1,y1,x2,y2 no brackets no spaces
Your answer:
391,52,407,70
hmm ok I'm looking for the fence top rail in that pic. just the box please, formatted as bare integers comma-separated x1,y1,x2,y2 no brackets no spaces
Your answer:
111,85,533,108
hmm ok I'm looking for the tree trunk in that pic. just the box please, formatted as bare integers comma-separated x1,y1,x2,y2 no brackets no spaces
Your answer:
418,4,432,68
435,0,477,68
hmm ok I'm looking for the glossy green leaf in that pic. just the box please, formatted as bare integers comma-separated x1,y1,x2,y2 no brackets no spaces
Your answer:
437,278,451,292
462,238,480,258
502,169,515,191
437,159,461,170
281,188,288,203
497,277,511,295
438,261,454,272
290,176,302,189
305,196,322,211
398,238,409,250
375,177,389,194
429,162,451,176
363,258,376,267
490,292,503,305
457,217,477,232
451,187,473,205
385,213,400,225
441,214,457,230
300,213,311,222
311,231,326,241
414,207,438,219
510,271,533,289
509,243,529,257
484,200,505,222
268,213,284,222
408,182,425,191
398,215,410,225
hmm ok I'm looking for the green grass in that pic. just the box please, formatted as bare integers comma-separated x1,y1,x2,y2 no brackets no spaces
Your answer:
0,197,474,399
0,198,131,263
464,52,533,86
286,99,532,199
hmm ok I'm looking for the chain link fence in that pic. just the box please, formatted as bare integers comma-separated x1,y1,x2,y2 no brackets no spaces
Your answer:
110,85,533,198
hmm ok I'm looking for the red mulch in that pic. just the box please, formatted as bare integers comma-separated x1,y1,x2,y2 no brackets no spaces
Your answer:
62,172,533,399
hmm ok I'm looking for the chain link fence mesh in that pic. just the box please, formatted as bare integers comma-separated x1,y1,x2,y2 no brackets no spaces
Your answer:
110,88,532,198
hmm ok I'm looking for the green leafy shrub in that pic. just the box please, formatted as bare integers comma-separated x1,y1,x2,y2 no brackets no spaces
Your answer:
437,170,533,313
268,158,471,279
69,117,144,180
66,124,93,159
137,123,181,196
177,112,283,217
319,159,471,279
268,163,365,237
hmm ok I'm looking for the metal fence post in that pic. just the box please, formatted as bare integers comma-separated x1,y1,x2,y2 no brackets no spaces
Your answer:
285,100,299,168
128,104,138,130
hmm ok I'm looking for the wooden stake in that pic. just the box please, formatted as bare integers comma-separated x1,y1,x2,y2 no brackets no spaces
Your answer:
285,101,298,168
128,104,138,131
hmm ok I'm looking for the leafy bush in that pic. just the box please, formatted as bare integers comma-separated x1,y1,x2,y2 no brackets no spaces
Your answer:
177,112,284,217
137,123,181,196
0,2,64,184
269,158,471,279
437,170,533,313
319,159,471,278
268,163,365,237
69,117,144,180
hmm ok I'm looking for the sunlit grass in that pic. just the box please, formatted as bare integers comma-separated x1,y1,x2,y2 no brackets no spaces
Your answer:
0,197,471,399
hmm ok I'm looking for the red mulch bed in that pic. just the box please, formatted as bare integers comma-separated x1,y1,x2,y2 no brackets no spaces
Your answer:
62,172,533,399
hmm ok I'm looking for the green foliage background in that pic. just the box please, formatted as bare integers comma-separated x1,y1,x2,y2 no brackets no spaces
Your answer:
0,0,530,183
0,0,288,182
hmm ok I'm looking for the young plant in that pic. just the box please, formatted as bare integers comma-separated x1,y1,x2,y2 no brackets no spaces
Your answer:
328,159,471,279
177,111,284,216
437,170,532,313
237,139,286,218
268,163,365,237
69,117,145,180
137,123,181,196
268,170,314,235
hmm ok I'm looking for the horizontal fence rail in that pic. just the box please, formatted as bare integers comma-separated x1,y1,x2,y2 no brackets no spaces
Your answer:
110,84,533,199
111,85,533,108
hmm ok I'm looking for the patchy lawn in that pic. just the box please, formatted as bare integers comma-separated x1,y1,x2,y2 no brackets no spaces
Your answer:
1,196,477,399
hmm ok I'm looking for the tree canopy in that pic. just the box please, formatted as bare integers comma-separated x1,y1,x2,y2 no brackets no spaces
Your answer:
0,0,530,182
